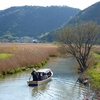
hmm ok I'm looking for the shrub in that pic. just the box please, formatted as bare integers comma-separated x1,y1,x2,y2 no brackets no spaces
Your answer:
21,67,26,71
15,68,22,73
41,61,47,66
27,65,34,68
49,54,58,57
2,71,7,75
7,69,15,74
0,74,2,78
35,63,42,68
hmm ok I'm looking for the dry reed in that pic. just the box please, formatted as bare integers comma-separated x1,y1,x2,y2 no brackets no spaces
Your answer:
0,43,58,74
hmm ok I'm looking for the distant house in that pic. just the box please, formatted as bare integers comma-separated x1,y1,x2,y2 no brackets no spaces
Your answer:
32,39,39,43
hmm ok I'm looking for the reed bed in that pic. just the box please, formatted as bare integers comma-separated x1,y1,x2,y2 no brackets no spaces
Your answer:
0,43,58,76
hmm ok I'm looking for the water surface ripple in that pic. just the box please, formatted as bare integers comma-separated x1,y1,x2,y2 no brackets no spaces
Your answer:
0,57,90,100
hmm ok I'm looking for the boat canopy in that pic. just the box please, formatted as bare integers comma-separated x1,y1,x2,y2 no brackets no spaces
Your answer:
36,68,51,73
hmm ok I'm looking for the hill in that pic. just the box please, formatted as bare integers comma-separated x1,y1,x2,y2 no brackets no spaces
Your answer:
0,6,80,41
40,1,100,42
67,1,100,24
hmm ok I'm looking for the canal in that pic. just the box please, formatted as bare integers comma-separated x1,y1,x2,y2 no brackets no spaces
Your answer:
0,57,91,100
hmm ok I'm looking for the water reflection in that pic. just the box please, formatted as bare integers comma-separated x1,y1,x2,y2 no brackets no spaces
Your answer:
32,82,50,96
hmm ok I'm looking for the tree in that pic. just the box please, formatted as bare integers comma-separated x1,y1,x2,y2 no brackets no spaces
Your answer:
56,21,100,72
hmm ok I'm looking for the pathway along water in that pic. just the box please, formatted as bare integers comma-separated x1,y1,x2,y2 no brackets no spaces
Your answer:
0,57,93,100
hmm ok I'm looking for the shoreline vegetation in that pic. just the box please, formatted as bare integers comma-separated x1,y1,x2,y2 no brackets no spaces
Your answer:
79,50,100,98
87,51,100,97
87,51,100,89
0,43,58,78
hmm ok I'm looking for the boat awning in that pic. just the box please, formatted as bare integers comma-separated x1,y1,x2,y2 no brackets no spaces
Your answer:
36,68,51,73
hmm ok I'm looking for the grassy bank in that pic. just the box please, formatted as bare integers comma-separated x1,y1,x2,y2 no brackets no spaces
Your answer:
87,51,100,89
0,43,58,78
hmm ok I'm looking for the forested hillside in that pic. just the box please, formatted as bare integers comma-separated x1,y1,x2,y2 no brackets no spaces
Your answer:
67,1,100,24
40,1,100,42
0,6,80,41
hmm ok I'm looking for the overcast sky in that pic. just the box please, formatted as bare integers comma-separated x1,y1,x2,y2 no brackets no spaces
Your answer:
0,0,100,10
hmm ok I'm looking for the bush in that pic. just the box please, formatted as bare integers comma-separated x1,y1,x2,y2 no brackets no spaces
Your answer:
15,68,22,73
2,71,7,75
0,74,2,78
41,60,47,66
27,65,34,68
21,67,26,71
36,63,42,68
7,69,16,74
49,54,58,57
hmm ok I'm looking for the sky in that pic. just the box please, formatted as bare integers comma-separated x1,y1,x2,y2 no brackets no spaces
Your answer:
0,0,100,10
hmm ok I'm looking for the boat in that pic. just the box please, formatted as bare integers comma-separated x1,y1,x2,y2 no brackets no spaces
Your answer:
27,68,53,86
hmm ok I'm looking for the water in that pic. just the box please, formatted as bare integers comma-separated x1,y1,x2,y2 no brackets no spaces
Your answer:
0,57,91,100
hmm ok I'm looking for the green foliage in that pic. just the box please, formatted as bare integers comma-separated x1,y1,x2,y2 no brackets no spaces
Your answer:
41,60,48,66
41,61,46,66
7,69,16,74
27,65,34,68
36,63,42,68
2,71,7,75
45,60,48,63
21,67,26,71
93,52,100,58
49,55,58,57
87,52,100,88
0,74,2,78
87,69,100,88
52,41,60,45
4,67,26,75
15,68,22,73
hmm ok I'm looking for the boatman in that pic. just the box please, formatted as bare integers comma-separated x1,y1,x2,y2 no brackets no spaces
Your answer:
31,68,38,81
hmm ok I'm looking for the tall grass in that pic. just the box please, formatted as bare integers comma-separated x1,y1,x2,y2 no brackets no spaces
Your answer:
0,43,58,76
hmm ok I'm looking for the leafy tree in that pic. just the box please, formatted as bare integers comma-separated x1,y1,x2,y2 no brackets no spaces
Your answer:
56,21,100,72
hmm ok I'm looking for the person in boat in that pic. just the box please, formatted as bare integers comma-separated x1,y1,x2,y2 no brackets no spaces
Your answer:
43,72,48,79
47,71,51,77
38,72,48,80
38,72,42,81
31,68,38,81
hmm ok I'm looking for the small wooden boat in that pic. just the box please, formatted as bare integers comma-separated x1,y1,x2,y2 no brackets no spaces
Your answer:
27,68,53,86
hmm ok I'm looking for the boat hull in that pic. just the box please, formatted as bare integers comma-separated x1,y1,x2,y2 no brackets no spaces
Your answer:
27,76,52,86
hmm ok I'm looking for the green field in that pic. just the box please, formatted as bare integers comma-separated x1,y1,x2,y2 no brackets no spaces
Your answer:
0,53,13,59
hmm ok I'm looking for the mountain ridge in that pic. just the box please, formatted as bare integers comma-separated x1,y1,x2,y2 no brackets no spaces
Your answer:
67,1,100,24
0,6,80,40
41,1,100,42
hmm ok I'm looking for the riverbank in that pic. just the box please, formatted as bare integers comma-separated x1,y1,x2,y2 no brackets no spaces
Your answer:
86,51,100,98
74,49,100,99
0,43,58,78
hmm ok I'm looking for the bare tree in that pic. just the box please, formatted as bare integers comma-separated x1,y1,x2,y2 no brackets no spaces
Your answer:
56,21,100,72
